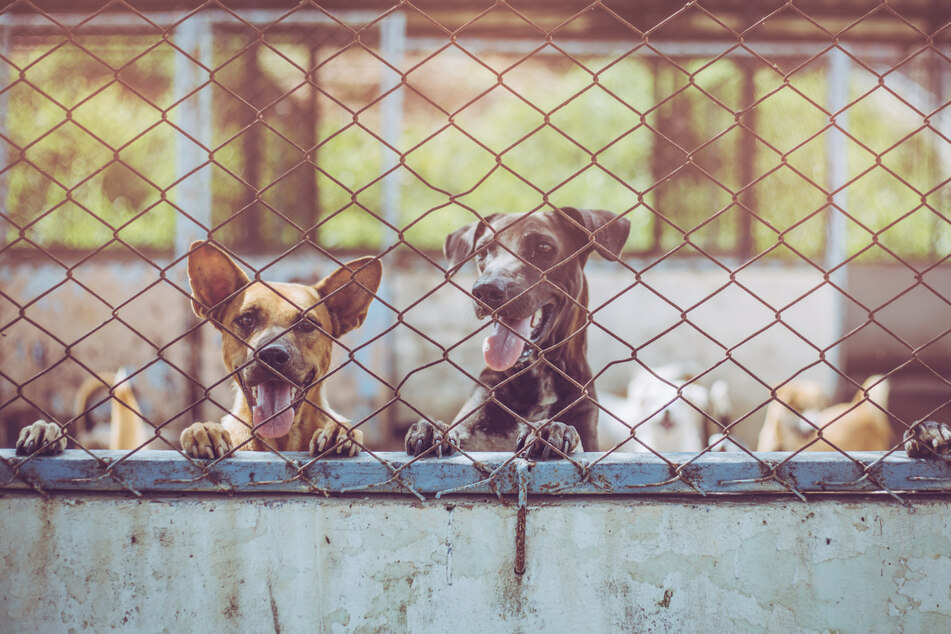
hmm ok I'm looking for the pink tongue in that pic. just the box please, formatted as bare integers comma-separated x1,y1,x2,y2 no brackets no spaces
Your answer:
252,382,295,439
483,317,531,372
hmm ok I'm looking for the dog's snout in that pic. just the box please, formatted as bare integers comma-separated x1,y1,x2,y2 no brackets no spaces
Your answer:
472,278,509,308
258,345,291,369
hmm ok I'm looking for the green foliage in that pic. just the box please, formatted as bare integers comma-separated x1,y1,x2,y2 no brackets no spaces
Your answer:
3,37,949,264
4,38,176,250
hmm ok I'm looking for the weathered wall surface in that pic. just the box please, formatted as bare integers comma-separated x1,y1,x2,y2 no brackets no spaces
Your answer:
1,491,949,632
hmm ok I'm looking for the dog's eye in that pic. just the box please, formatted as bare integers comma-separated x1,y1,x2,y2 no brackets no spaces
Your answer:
235,313,255,331
475,246,487,261
534,242,555,258
297,317,320,333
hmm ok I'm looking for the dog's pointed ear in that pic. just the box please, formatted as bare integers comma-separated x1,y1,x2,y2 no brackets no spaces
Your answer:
315,257,383,337
559,207,631,260
187,241,251,321
443,214,500,271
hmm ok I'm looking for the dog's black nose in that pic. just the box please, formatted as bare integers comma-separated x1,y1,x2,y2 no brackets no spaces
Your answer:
257,345,291,369
472,278,509,309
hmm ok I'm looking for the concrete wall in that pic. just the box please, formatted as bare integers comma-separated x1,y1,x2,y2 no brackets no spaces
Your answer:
3,253,949,449
1,490,949,632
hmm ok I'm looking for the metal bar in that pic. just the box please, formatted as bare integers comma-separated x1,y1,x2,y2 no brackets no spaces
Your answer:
305,44,319,245
650,58,670,253
173,14,213,253
351,10,406,436
0,19,9,250
173,15,213,421
824,47,850,394
737,58,756,260
405,37,907,63
0,7,911,63
2,450,949,496
2,10,384,28
379,11,405,232
240,40,263,251
927,39,946,260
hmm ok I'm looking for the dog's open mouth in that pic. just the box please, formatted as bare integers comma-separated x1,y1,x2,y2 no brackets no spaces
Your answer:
483,302,556,372
246,370,315,439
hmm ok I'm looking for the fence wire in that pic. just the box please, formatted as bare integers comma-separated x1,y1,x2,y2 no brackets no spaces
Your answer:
2,1,951,501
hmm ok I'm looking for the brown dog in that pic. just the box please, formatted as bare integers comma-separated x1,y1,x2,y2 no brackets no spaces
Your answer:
179,241,382,459
14,243,382,458
756,375,893,452
404,207,630,459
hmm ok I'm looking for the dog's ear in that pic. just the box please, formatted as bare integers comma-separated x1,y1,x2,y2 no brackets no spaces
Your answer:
443,214,501,271
558,207,631,260
187,241,251,322
315,257,383,337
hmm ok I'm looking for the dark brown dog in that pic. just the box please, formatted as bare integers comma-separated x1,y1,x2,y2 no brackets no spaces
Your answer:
178,241,382,458
405,207,630,459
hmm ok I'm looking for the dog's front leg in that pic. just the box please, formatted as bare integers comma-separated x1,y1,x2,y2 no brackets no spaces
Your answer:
310,422,363,457
180,422,233,459
516,421,582,459
905,421,951,459
405,387,487,456
404,419,460,457
16,420,67,456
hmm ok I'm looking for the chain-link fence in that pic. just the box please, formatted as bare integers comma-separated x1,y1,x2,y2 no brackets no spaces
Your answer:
3,1,951,501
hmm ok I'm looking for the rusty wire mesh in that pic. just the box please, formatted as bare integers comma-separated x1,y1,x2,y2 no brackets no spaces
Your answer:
2,1,951,500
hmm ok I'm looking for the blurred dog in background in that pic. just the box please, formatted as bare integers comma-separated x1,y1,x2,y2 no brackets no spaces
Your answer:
73,367,149,450
598,364,732,453
17,367,149,455
756,375,893,452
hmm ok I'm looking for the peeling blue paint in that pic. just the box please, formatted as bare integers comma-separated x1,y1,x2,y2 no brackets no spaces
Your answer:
1,450,949,497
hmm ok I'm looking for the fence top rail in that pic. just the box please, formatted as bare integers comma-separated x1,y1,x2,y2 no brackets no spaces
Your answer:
1,449,949,499
0,10,938,61
0,9,386,28
0,12,923,64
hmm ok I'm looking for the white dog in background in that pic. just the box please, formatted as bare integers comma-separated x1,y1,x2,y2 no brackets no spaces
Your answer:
598,364,732,453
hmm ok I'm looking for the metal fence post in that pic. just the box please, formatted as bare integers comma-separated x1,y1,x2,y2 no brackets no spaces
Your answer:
380,11,405,229
825,47,851,394
173,14,214,421
354,10,406,437
173,14,214,250
0,19,10,250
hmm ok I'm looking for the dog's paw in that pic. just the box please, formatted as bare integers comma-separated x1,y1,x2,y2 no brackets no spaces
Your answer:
181,422,233,459
16,420,67,456
310,424,363,457
404,420,459,457
905,421,951,459
516,421,581,460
